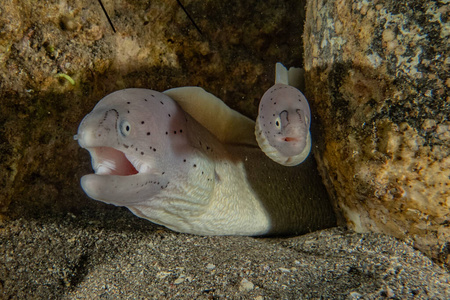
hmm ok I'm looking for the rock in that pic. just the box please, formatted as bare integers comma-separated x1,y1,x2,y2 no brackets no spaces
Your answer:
0,214,449,298
303,0,449,267
173,275,186,285
239,278,255,292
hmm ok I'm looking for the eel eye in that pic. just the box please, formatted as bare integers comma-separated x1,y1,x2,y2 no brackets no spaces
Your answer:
275,116,281,130
120,120,131,137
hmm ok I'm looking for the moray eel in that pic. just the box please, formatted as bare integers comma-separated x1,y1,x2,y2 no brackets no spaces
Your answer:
75,87,335,236
256,63,311,166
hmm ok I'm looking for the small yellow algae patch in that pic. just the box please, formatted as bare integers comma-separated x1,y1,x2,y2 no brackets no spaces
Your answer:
55,73,75,85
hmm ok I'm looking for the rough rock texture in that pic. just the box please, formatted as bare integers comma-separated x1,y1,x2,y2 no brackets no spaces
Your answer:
1,213,449,299
303,0,449,268
0,0,304,217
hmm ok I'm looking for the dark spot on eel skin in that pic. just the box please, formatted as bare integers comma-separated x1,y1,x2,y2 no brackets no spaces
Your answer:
141,152,144,155
160,100,163,104
153,148,156,152
174,131,177,134
127,102,130,104
193,164,196,167
166,132,168,135
141,121,145,124
127,110,130,113
168,114,171,117
123,144,129,148
183,159,186,162
147,132,150,135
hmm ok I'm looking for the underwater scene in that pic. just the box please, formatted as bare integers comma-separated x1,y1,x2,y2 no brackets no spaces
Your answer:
0,0,449,298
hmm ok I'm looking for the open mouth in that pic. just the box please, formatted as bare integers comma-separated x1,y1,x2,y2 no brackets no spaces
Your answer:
87,147,151,176
283,137,299,142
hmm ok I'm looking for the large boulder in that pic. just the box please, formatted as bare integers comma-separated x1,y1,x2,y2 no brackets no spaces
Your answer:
303,0,449,267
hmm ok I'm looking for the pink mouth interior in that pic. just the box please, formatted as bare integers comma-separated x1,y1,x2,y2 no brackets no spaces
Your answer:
284,137,298,142
91,147,138,176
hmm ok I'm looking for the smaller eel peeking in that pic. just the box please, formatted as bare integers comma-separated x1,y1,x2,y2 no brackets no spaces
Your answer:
255,63,311,166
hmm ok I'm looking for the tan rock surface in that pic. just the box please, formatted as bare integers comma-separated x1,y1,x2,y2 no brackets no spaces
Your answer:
303,0,449,267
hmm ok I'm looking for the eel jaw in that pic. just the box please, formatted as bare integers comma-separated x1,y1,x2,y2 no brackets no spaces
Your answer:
85,146,152,176
79,146,162,206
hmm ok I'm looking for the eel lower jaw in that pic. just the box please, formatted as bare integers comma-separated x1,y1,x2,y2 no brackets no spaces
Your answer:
85,146,152,176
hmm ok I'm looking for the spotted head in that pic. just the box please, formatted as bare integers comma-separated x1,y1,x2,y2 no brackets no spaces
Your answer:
255,83,311,166
75,88,191,205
